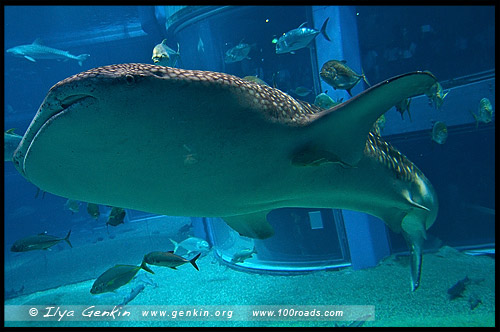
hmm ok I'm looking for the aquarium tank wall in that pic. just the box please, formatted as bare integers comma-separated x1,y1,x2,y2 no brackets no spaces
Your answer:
4,5,495,328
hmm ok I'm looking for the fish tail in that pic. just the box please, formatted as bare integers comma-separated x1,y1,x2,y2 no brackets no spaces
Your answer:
169,238,179,253
76,54,90,66
469,110,479,128
320,17,331,42
190,253,201,271
64,230,73,248
140,260,155,274
361,69,371,87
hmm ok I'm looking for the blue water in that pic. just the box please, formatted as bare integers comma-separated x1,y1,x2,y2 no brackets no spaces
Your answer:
4,5,495,327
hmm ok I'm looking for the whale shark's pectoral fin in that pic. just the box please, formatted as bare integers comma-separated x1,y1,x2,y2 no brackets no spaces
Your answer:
305,72,437,166
24,56,36,62
223,210,274,239
291,147,355,168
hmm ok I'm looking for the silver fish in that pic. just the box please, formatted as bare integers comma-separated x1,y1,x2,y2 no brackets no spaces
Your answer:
11,230,72,252
64,199,80,214
170,237,210,255
470,97,493,127
431,121,448,144
6,39,89,66
275,18,331,54
152,39,180,67
118,283,145,306
224,41,254,63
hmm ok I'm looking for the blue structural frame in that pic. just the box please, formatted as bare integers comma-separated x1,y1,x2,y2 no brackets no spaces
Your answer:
312,5,391,270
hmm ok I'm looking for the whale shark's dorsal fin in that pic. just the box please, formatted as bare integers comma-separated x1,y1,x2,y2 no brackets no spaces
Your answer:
300,71,437,166
33,38,44,45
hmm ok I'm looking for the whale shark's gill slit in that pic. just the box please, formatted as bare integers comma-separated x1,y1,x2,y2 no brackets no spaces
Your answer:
60,94,93,109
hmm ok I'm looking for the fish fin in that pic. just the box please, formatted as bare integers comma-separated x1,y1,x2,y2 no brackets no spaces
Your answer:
290,51,295,55
402,190,430,211
407,98,413,122
320,17,331,42
190,253,201,271
469,110,479,128
64,230,73,248
161,39,168,45
32,38,43,45
169,238,179,253
291,147,354,168
24,56,36,62
169,267,177,270
223,210,274,239
298,21,308,28
346,88,353,97
304,71,437,166
140,261,155,274
361,68,371,87
76,54,90,66
401,213,427,291
5,128,16,134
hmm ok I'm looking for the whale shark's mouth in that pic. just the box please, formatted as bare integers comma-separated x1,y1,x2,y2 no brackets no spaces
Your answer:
13,94,97,176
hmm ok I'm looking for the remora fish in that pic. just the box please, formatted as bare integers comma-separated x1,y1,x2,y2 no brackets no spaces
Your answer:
11,64,439,291
6,39,89,66
11,230,72,252
275,18,331,54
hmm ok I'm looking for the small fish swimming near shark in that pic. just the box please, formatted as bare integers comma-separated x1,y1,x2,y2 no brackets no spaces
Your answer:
64,199,80,214
242,75,269,86
11,230,72,252
170,237,210,255
320,60,370,97
470,97,493,128
118,283,145,306
314,92,343,109
87,202,100,220
231,246,258,264
426,81,449,110
152,39,181,67
274,18,331,54
90,263,153,295
225,40,254,63
6,39,89,66
395,98,412,121
431,121,448,144
106,207,126,229
142,251,201,271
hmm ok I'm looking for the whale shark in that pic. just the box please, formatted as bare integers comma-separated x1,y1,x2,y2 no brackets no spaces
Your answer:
12,63,438,291
6,39,89,66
